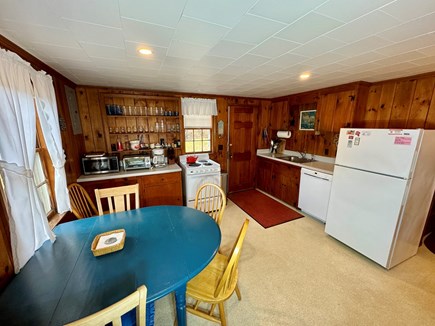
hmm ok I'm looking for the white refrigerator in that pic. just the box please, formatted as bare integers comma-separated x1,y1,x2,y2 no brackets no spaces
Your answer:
325,128,435,269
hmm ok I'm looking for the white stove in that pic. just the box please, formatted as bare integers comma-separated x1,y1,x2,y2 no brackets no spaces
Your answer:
179,154,221,208
179,153,221,175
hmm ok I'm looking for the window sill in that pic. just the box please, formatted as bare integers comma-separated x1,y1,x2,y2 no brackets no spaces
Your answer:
48,212,67,229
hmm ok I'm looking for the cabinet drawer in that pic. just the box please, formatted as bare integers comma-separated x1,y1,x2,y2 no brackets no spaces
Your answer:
143,172,180,187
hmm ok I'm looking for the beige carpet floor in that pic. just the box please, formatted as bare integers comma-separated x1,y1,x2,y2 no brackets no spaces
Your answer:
154,199,435,325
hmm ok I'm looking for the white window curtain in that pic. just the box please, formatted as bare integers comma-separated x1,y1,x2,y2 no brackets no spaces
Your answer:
31,71,70,213
181,97,217,116
0,49,55,273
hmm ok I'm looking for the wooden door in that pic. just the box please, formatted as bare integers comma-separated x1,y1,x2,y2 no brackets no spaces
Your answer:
228,105,257,193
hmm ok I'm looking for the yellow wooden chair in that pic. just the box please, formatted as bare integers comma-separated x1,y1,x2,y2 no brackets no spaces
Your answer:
68,183,98,219
65,285,147,326
186,219,250,325
95,184,140,216
194,183,227,225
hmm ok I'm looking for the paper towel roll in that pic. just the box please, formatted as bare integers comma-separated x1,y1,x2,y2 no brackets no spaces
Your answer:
277,131,292,139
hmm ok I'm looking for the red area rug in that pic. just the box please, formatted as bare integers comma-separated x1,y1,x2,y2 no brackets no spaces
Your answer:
228,189,303,228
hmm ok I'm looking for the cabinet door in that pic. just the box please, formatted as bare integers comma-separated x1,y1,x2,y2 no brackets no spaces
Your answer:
141,172,182,206
271,162,301,207
256,157,273,193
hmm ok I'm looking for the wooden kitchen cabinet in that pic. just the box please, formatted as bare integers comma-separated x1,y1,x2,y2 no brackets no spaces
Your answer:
79,172,182,209
256,158,301,207
256,156,273,193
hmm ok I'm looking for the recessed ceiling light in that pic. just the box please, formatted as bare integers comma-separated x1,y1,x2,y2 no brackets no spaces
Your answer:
138,48,152,55
299,72,311,80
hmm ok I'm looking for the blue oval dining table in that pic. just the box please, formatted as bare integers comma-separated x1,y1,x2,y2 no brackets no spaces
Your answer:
0,205,221,326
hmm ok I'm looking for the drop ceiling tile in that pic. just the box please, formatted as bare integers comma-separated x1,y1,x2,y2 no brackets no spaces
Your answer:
267,52,309,67
381,0,435,22
291,37,346,57
197,55,234,68
29,43,89,61
183,0,258,28
219,64,252,75
249,37,301,58
337,51,386,66
315,0,393,23
377,12,435,43
46,0,122,28
248,64,285,75
376,32,435,56
0,19,78,48
276,12,344,43
231,54,270,68
326,11,401,43
126,57,163,71
208,40,255,59
121,18,175,47
334,36,393,57
249,0,326,24
418,45,435,56
174,16,230,47
161,56,197,69
410,56,435,66
303,52,347,67
80,42,125,60
371,51,426,66
224,14,286,44
314,63,350,74
119,0,186,28
63,18,125,48
167,39,210,60
0,0,65,28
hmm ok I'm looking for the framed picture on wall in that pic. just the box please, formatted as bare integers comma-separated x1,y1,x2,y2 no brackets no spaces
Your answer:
299,110,316,130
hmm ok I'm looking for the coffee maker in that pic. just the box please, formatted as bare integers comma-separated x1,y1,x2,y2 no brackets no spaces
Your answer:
152,148,166,167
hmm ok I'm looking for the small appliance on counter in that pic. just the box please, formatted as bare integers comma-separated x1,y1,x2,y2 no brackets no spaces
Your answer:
123,155,151,171
82,153,119,175
152,147,166,167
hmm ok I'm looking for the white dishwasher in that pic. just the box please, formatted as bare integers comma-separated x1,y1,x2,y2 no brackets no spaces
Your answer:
298,168,333,223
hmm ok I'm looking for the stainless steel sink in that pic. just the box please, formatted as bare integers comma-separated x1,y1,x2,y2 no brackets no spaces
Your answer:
279,156,315,163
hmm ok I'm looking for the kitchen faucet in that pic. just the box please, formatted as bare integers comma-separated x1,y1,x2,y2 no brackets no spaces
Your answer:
299,151,306,159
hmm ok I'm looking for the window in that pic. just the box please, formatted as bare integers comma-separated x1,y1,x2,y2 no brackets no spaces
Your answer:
34,116,55,218
183,115,212,153
185,128,211,153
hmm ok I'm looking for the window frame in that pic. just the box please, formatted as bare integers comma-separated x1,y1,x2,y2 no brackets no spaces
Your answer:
184,127,212,154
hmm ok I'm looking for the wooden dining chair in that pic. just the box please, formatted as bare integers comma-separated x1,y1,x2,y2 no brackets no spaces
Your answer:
194,183,227,225
68,183,98,219
186,219,250,326
95,184,140,216
65,285,147,326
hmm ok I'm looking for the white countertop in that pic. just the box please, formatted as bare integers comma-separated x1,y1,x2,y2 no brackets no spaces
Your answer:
257,150,334,175
77,164,182,182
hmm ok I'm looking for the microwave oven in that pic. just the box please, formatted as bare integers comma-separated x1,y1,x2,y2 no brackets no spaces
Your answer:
82,155,119,175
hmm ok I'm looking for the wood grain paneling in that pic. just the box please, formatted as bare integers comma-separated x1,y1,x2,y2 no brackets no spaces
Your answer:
388,79,416,128
407,77,435,128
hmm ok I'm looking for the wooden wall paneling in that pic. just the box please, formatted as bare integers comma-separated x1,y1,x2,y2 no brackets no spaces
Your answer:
76,88,97,152
388,79,416,128
351,82,370,127
375,82,396,128
424,86,435,129
86,90,106,152
316,93,336,157
286,104,299,150
361,85,383,128
406,77,435,129
270,100,289,131
256,100,272,149
212,98,229,172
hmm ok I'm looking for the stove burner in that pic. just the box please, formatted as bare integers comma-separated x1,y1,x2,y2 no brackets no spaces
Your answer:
188,163,201,167
204,162,213,166
198,160,208,163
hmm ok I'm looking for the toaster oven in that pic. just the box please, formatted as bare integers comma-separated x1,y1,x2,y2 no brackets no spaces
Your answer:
82,154,119,175
123,156,151,170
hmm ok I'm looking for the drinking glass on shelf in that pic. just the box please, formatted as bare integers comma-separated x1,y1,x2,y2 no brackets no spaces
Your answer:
109,126,113,133
114,127,119,133
138,125,143,133
139,106,143,116
132,125,137,133
121,126,125,133
127,126,131,133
